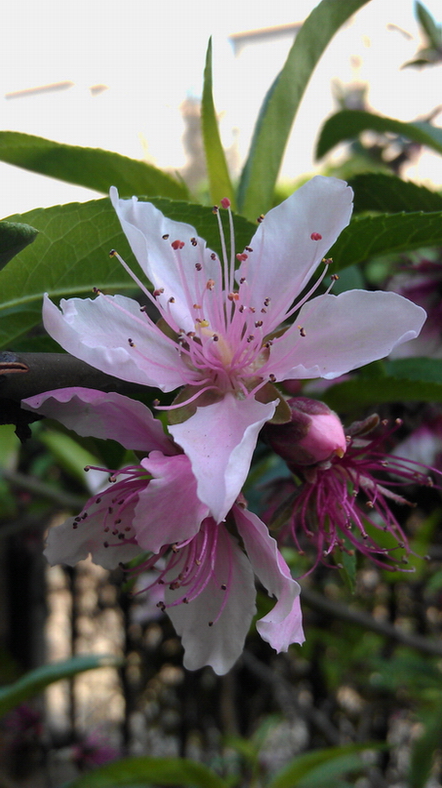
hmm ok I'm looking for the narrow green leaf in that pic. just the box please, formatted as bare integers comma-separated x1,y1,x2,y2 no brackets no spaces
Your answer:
39,429,102,486
237,0,372,219
328,211,442,271
201,38,235,207
0,655,121,718
0,220,38,268
0,198,256,349
349,173,442,214
416,2,442,50
0,131,189,200
316,109,442,160
269,743,379,788
63,756,228,788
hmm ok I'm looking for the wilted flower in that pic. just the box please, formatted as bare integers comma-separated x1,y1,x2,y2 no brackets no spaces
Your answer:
23,387,304,674
264,401,437,572
42,176,425,523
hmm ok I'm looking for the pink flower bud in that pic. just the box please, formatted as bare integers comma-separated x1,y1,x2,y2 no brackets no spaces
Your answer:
263,397,347,467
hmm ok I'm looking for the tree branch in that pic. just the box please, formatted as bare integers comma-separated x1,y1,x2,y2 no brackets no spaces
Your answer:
0,351,153,441
300,585,442,658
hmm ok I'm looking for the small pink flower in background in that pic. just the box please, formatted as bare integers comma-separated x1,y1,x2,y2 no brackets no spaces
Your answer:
23,388,304,675
263,401,438,572
42,176,426,524
71,732,119,770
388,258,442,358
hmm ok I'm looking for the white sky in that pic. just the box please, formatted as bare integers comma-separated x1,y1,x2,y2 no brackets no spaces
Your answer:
1,0,442,219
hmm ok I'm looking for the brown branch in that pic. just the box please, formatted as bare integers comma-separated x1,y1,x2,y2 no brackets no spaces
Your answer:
300,585,442,658
0,351,153,441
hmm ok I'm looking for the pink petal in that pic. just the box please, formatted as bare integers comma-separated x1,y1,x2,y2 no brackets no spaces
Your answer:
44,501,141,570
110,188,222,333
269,290,427,381
165,526,256,674
236,176,353,327
233,506,305,651
134,453,209,553
169,394,276,523
22,387,175,454
43,293,192,390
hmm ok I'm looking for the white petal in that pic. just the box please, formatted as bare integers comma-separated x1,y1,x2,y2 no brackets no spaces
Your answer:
269,290,427,381
43,293,192,391
236,176,353,326
23,387,175,454
111,188,222,333
134,453,209,553
234,507,304,651
165,527,256,674
44,507,141,570
169,394,276,523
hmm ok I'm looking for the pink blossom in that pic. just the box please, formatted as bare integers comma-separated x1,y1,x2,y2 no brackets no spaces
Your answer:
264,408,438,572
23,387,304,674
262,397,347,466
42,176,425,523
387,259,442,358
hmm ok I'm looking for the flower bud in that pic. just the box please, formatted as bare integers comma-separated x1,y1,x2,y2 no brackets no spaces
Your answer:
262,397,347,467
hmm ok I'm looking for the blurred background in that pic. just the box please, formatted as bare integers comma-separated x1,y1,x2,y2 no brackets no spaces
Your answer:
1,0,442,218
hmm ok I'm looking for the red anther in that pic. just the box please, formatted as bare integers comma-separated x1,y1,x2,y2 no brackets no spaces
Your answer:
228,292,240,301
311,232,322,241
221,198,231,209
153,288,164,297
236,253,248,262
206,279,215,291
171,239,185,250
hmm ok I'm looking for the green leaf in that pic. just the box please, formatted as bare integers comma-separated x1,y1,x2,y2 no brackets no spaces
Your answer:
0,220,38,268
269,743,380,788
349,173,442,214
416,1,442,50
62,756,229,788
39,429,102,486
323,360,442,412
201,38,235,207
316,109,442,160
0,198,256,349
0,655,121,718
237,0,372,220
385,358,442,384
337,540,357,594
328,211,442,271
0,131,189,200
